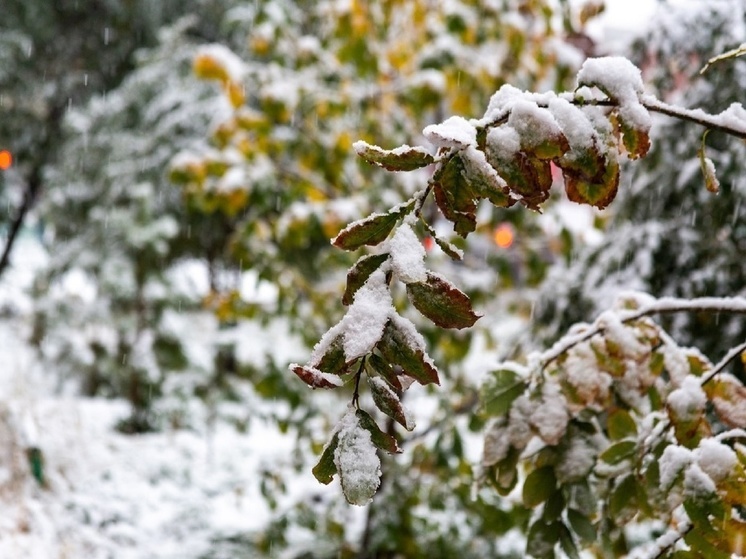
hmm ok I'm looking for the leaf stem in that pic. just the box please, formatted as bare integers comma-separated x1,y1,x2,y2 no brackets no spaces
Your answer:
352,358,366,409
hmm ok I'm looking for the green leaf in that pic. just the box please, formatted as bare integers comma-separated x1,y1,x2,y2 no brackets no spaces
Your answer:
542,490,565,520
368,376,413,431
567,508,596,543
559,522,581,559
488,445,522,496
609,475,638,520
377,320,440,386
365,353,402,392
523,466,557,508
332,200,414,250
355,409,400,454
312,432,340,484
599,440,637,465
684,529,731,559
607,409,638,440
526,520,561,559
354,141,435,171
458,151,513,208
406,273,480,329
314,333,350,375
480,368,527,418
343,253,389,305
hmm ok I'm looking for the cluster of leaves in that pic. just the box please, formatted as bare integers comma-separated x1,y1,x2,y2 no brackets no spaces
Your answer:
295,45,746,557
296,55,661,503
480,295,746,558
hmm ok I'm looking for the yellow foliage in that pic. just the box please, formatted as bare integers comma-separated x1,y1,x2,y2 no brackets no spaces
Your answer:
224,80,246,108
193,53,229,82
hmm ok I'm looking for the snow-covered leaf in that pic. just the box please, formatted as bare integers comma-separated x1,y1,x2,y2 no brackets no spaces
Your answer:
406,272,480,329
376,319,440,386
342,253,390,306
334,410,382,506
355,409,400,453
291,365,345,389
365,353,402,393
368,376,414,431
353,141,435,171
332,200,414,250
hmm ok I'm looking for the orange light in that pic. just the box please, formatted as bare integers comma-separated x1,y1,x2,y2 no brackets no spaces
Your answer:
0,150,12,170
493,224,514,249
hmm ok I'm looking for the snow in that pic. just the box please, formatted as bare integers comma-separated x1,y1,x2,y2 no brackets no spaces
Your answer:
693,439,737,484
486,125,521,159
333,408,381,506
507,100,563,150
659,445,692,489
423,115,477,149
341,269,393,360
577,57,651,133
387,223,427,284
194,44,247,82
530,380,569,445
683,463,717,497
666,376,706,421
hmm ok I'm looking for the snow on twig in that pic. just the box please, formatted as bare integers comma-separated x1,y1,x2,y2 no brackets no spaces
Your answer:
540,296,746,369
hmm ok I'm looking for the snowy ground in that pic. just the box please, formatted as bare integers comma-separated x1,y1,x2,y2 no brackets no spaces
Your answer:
0,237,342,558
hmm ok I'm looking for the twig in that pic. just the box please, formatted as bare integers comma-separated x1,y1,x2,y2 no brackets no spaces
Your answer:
541,297,746,370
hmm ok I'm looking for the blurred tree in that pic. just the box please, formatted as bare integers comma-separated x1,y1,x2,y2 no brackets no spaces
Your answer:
0,0,231,275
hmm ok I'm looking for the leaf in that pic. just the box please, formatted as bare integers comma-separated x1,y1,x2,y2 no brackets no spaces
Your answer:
621,119,650,159
609,475,638,520
368,376,413,431
312,432,340,484
559,522,581,559
313,333,350,375
563,154,620,209
406,273,480,329
526,520,561,559
377,320,440,386
523,466,557,508
480,368,527,418
432,156,478,237
354,141,435,171
343,253,389,305
291,365,344,389
599,440,637,465
699,131,720,194
365,353,402,392
355,409,400,453
332,200,414,250
420,220,463,260
458,149,513,208
567,509,596,543
607,409,638,440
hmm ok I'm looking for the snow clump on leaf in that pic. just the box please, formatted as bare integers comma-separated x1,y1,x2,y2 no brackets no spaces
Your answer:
333,408,382,506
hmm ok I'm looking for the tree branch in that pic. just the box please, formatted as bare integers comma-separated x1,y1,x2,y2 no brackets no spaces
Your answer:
541,296,746,370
